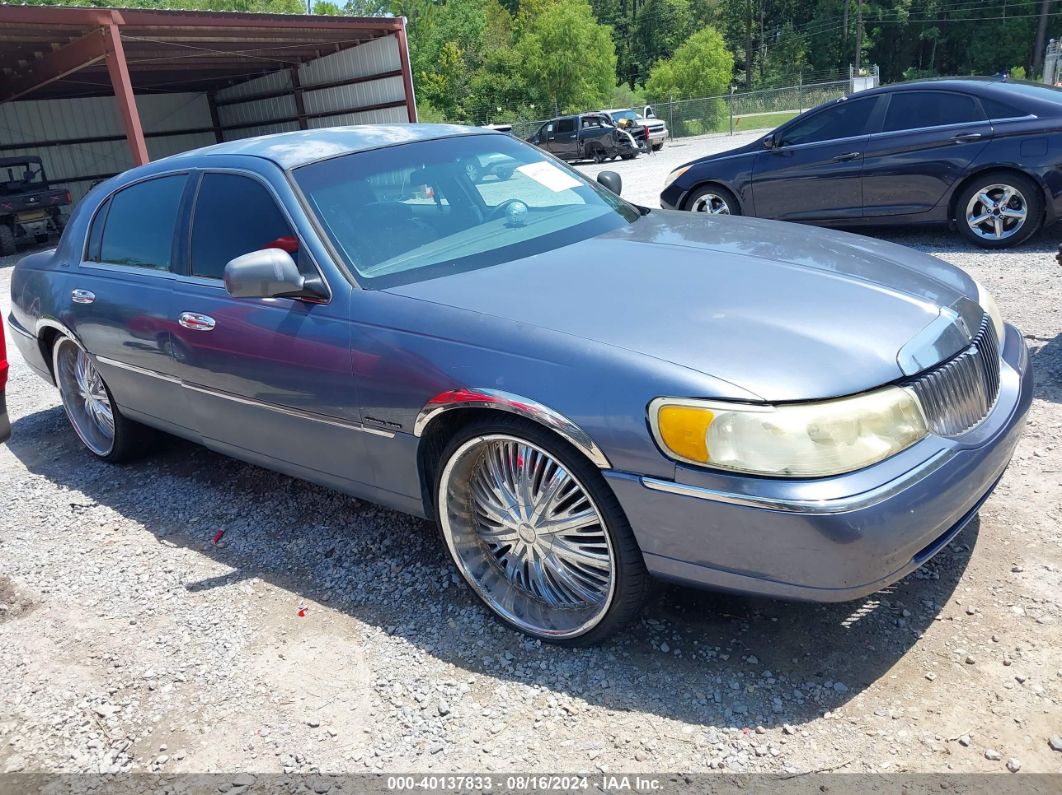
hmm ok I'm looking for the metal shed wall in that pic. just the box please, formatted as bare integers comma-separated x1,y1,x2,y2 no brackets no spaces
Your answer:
0,92,214,205
216,34,407,141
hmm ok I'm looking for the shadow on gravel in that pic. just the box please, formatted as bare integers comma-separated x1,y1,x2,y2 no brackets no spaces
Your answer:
9,404,975,730
1029,332,1061,404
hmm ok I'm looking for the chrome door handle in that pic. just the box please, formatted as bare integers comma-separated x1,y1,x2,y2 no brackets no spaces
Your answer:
71,289,95,304
953,133,983,143
832,152,861,162
178,312,216,331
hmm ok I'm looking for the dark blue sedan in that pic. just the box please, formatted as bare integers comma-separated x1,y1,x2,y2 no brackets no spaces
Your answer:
660,78,1062,247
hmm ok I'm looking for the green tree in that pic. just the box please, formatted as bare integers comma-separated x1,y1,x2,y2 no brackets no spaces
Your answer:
515,0,617,114
312,0,345,13
631,0,692,85
645,25,733,100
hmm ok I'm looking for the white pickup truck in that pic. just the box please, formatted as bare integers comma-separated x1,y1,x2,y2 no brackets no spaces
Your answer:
598,106,668,151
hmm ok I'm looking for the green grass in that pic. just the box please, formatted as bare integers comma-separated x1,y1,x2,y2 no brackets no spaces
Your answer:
727,110,799,132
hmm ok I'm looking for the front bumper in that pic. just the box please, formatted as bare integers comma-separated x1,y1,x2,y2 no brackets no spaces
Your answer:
606,324,1032,602
659,182,683,210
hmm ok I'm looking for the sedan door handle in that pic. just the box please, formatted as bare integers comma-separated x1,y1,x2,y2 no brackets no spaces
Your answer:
832,152,862,162
178,312,216,332
71,289,95,304
952,133,983,143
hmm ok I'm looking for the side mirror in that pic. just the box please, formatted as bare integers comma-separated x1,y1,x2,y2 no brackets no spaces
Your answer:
597,171,622,196
763,132,781,149
224,248,327,302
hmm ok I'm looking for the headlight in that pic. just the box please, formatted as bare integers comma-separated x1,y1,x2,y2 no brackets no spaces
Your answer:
663,166,689,189
974,278,1005,343
649,388,928,477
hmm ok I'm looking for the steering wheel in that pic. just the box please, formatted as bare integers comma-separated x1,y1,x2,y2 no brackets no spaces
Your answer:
487,198,529,223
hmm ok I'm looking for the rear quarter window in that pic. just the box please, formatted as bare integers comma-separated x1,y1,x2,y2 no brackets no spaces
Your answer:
92,174,186,271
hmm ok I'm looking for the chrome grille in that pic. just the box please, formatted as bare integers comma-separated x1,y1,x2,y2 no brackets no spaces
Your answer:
906,316,1001,437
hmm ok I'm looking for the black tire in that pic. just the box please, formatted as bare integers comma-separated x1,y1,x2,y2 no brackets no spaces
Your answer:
652,143,664,152
589,144,606,164
0,224,14,256
684,183,741,216
955,171,1042,248
434,415,650,646
51,336,157,463
620,153,636,160
35,233,50,244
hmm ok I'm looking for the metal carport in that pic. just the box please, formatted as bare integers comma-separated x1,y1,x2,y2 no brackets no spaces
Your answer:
0,4,416,204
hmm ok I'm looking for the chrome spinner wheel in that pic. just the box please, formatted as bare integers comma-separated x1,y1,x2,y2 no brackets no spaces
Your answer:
965,183,1028,242
53,338,115,457
690,191,732,214
438,434,616,640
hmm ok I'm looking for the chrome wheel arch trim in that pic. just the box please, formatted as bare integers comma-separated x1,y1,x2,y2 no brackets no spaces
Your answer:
414,388,612,469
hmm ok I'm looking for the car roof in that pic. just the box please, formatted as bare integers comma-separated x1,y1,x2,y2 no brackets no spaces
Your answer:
156,123,489,170
857,76,1060,99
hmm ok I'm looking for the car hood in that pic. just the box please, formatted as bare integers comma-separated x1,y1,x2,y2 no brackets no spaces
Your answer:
385,212,981,401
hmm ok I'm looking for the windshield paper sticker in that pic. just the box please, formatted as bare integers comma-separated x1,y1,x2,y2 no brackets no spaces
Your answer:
517,161,582,192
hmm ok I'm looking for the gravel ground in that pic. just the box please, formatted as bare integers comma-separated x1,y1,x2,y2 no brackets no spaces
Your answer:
1,133,1060,777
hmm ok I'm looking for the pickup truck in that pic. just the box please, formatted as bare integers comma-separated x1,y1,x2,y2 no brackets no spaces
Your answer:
599,107,668,151
0,155,71,256
526,113,638,163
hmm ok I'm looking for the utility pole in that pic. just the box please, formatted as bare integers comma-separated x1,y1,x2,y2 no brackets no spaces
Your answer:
745,0,754,91
842,0,849,58
854,0,863,74
1033,0,1053,78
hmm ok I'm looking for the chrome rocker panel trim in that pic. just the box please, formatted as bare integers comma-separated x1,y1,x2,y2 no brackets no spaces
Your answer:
640,449,952,514
95,355,393,438
414,387,612,469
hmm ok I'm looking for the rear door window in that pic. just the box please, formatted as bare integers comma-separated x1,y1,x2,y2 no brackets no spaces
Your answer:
882,91,985,132
556,118,576,134
189,173,294,280
95,175,186,270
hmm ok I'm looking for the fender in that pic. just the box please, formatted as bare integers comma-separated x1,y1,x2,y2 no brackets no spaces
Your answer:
414,387,612,469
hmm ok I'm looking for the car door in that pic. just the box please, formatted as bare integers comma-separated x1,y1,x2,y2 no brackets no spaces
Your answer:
860,90,993,218
167,169,373,487
752,95,884,221
552,117,578,159
69,172,195,436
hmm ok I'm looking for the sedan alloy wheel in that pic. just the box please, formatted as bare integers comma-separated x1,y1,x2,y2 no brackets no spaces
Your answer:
965,183,1028,242
438,432,618,641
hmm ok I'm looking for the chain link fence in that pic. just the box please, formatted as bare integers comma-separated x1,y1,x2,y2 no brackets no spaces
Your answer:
505,72,876,142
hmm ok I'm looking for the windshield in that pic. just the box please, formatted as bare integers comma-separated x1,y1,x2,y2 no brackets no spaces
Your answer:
610,110,638,122
294,134,640,288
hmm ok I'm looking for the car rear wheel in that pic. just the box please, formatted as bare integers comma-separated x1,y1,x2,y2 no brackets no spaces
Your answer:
52,336,155,462
435,417,649,645
0,225,14,256
956,172,1042,248
686,184,740,216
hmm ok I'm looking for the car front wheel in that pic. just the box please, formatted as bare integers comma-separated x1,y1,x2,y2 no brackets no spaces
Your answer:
956,172,1042,248
686,184,740,215
435,417,649,645
52,336,155,462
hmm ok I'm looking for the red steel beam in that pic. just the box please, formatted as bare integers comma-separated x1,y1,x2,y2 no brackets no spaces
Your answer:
102,22,149,166
0,28,108,103
395,19,417,123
